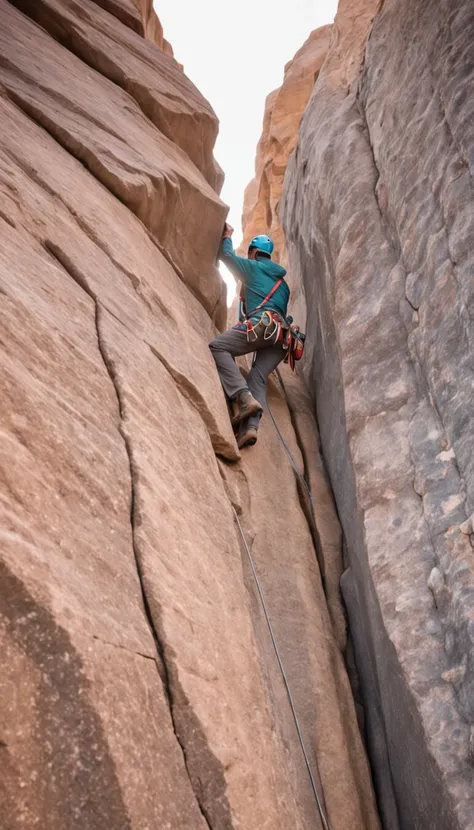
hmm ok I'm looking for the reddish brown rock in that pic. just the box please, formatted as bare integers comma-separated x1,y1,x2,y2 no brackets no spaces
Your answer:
0,1,379,828
1,1,225,321
282,0,474,827
91,0,172,51
11,0,218,188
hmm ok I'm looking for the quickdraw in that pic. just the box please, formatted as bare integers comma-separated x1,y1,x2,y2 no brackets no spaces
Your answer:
243,309,284,344
283,324,306,371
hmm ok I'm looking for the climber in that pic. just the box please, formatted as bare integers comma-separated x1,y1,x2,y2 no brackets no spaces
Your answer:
209,222,290,449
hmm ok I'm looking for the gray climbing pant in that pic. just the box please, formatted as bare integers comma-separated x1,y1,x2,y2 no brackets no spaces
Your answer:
209,323,287,429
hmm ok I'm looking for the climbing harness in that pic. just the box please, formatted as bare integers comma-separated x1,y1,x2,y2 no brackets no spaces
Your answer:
231,505,331,830
241,308,285,344
238,276,284,341
237,279,306,369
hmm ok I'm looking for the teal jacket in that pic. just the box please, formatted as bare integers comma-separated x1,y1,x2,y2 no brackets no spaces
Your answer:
219,237,290,321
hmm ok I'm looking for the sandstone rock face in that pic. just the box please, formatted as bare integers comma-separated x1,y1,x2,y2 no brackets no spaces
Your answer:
282,0,474,827
240,25,331,323
93,0,172,51
0,2,379,829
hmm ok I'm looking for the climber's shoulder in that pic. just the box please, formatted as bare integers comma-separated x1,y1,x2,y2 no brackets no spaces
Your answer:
259,259,288,282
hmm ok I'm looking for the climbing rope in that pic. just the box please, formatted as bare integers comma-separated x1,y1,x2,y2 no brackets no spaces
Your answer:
231,505,330,830
231,359,333,827
271,368,316,511
231,368,332,829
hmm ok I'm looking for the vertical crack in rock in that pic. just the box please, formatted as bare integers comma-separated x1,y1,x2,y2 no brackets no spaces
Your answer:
355,92,402,262
273,371,329,596
93,307,213,830
42,240,214,830
2,119,232,459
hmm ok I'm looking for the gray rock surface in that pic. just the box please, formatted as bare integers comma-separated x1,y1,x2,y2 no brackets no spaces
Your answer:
282,0,474,827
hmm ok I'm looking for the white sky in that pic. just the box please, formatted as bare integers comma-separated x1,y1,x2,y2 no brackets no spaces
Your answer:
156,1,338,299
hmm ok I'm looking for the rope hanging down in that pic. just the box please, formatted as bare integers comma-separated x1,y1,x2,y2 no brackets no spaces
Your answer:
231,500,331,830
255,365,327,591
272,368,316,513
252,366,315,505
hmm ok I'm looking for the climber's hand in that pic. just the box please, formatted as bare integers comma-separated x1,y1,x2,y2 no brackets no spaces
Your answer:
223,222,234,238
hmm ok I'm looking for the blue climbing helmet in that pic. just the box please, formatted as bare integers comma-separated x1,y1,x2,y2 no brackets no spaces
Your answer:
249,234,274,256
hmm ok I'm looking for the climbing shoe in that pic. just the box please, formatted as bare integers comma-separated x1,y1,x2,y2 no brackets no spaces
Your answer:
231,389,263,427
237,426,258,449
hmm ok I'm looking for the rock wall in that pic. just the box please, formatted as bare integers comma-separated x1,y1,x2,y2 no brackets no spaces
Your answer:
282,0,474,827
0,2,379,829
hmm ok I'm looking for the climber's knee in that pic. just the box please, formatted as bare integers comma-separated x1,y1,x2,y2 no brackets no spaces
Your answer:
209,333,229,353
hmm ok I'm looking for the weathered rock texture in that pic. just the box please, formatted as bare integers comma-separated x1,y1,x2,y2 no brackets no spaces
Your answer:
282,0,474,827
240,25,331,323
93,0,173,51
0,2,379,829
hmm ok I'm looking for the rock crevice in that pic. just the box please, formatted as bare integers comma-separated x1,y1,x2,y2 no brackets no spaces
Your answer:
38,221,216,827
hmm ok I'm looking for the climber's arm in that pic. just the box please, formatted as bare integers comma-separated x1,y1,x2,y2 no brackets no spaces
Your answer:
218,235,254,285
